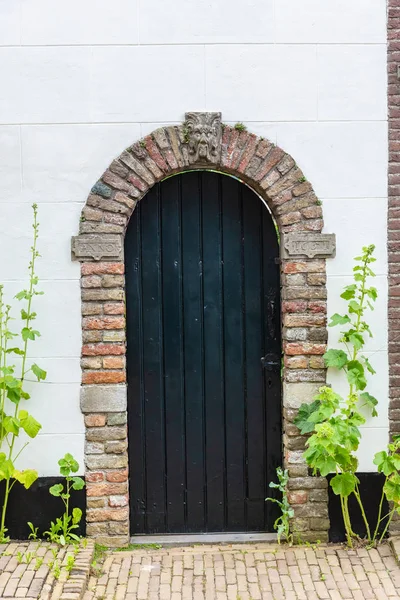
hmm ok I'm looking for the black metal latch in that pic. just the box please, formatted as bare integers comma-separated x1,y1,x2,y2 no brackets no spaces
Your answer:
260,354,281,372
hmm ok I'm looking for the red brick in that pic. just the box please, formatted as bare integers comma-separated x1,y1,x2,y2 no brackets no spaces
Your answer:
106,469,129,483
82,371,126,384
85,472,105,483
282,301,308,313
82,317,125,330
82,343,125,356
288,491,308,504
145,136,169,171
81,263,124,275
283,261,325,274
285,343,326,356
85,414,107,427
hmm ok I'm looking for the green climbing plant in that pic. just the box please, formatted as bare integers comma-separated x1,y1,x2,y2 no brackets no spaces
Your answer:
294,245,382,546
0,204,45,542
266,467,294,544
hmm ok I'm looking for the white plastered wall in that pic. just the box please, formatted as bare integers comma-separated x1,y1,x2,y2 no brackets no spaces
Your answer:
0,0,388,474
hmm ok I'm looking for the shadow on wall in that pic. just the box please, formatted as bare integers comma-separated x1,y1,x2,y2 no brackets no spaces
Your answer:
0,478,86,540
327,473,388,543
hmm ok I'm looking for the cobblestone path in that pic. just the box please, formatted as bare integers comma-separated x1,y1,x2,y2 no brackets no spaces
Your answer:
83,542,400,600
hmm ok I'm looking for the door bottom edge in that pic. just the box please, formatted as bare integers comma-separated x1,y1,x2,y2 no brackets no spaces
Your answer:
130,532,277,546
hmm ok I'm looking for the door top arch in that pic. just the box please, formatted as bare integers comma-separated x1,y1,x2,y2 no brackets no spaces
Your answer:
71,112,331,264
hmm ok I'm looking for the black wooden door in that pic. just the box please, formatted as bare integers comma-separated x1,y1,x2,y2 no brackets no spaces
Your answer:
125,171,281,534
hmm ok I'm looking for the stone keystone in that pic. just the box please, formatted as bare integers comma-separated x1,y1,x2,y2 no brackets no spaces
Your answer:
184,112,222,165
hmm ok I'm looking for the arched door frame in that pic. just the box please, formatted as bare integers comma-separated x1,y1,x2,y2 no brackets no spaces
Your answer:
71,112,336,547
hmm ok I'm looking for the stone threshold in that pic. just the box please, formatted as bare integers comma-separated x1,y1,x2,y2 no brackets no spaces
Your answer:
130,532,277,546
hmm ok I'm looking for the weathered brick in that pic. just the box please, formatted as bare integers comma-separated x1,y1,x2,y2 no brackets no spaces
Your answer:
82,343,125,356
82,371,126,384
285,343,326,356
103,356,125,369
87,482,128,497
106,469,128,483
85,472,105,483
105,440,128,454
104,303,125,315
81,263,124,276
109,495,129,508
86,507,129,522
284,314,326,327
86,426,126,442
107,413,127,426
102,275,125,288
85,414,107,428
288,491,308,504
82,317,125,330
81,357,102,370
283,261,325,274
285,356,308,369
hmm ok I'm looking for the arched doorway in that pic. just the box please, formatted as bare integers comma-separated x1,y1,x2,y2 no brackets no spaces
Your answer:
125,171,281,534
73,113,335,546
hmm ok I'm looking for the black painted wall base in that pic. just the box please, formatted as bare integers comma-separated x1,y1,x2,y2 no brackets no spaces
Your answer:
327,472,388,542
0,477,86,540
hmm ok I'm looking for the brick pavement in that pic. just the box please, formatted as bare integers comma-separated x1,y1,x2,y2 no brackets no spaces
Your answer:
0,539,94,599
83,542,400,600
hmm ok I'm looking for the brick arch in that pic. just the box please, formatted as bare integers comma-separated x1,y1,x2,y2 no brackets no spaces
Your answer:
72,114,334,547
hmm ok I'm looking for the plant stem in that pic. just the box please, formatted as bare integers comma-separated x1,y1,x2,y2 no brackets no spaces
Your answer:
372,487,386,543
354,487,371,542
379,508,395,543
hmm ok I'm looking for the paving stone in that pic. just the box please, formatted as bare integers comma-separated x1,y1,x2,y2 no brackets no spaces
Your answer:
82,542,400,600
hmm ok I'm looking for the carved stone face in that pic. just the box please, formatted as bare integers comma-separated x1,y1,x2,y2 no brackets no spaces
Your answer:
185,112,222,163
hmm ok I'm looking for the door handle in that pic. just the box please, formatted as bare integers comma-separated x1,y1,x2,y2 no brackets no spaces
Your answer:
260,354,281,372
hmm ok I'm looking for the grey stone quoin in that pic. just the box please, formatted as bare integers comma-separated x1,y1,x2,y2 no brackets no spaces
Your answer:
72,112,336,546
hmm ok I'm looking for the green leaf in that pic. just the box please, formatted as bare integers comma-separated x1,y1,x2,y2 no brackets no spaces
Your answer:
309,451,337,477
349,300,362,314
31,364,46,382
328,314,351,327
346,361,367,391
72,507,82,525
71,476,85,491
348,332,364,350
330,472,359,497
373,451,397,476
3,416,20,436
366,287,378,301
384,475,400,503
20,309,29,320
21,328,40,342
13,469,38,489
323,349,348,370
363,356,376,375
6,386,21,404
49,483,63,497
19,410,42,438
293,400,321,434
58,453,79,476
15,290,30,301
6,347,25,356
359,392,378,417
0,458,14,480
340,285,356,300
